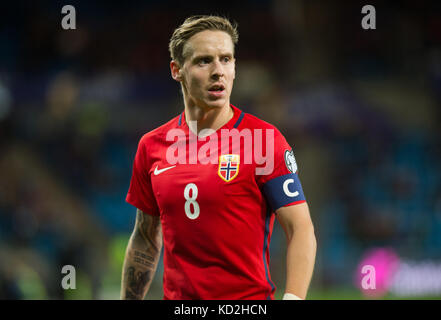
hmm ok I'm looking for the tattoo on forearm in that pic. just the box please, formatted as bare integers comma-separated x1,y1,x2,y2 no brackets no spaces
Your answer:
134,250,155,268
124,290,138,300
136,210,160,254
127,266,151,296
121,210,162,300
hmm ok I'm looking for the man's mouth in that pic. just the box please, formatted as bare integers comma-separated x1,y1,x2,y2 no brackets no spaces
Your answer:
208,84,225,93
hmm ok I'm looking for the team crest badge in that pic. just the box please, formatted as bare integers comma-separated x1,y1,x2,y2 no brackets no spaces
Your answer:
218,154,240,182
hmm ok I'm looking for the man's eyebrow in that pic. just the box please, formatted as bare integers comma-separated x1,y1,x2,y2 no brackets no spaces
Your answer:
192,52,234,62
192,55,213,62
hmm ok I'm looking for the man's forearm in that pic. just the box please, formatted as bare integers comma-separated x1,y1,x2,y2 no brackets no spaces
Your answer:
121,210,162,300
284,226,316,299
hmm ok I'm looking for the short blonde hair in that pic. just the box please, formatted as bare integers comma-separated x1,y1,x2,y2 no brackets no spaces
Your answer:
169,15,239,66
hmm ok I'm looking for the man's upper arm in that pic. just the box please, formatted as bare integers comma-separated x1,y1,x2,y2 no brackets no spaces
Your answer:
132,209,162,252
276,203,314,240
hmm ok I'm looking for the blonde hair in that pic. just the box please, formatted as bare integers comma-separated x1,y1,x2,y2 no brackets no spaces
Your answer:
169,15,239,66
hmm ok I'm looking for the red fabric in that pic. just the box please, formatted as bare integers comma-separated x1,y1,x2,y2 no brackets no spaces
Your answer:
126,105,304,300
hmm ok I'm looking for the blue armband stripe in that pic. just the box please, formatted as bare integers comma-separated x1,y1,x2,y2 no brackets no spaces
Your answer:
263,173,306,211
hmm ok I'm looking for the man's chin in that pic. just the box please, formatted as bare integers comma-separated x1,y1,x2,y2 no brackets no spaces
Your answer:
189,97,229,110
204,99,229,109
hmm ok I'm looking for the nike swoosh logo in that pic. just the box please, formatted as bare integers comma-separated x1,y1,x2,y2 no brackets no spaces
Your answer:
153,165,176,175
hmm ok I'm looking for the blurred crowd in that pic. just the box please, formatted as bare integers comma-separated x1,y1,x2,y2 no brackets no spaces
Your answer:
0,0,440,298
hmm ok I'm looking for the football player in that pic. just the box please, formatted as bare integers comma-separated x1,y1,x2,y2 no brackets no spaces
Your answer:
121,15,316,300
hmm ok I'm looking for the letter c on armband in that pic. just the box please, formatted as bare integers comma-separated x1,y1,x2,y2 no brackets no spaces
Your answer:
283,179,299,197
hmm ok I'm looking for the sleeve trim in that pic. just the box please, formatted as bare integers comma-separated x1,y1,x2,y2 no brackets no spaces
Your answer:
126,193,160,216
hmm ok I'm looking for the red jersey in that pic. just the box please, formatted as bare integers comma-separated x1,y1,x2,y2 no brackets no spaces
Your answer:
126,105,306,300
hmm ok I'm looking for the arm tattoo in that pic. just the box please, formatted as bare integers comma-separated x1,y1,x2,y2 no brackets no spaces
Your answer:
134,250,155,268
127,267,151,297
121,210,162,299
136,209,160,254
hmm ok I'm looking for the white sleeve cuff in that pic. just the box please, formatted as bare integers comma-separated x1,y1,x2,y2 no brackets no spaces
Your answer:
283,293,303,300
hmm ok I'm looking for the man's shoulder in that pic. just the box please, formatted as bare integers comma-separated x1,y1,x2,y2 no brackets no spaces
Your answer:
236,109,289,145
138,113,181,145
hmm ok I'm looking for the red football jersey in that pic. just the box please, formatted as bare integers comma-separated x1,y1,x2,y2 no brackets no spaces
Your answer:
126,105,306,300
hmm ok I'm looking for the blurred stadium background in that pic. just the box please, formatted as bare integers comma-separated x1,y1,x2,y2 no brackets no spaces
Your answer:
1,0,440,299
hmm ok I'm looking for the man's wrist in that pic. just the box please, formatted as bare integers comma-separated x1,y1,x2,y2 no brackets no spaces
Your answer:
283,293,303,300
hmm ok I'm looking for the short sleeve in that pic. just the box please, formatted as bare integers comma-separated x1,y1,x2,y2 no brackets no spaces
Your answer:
126,136,160,216
256,128,306,212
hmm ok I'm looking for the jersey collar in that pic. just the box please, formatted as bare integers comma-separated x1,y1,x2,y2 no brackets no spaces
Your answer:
178,104,243,131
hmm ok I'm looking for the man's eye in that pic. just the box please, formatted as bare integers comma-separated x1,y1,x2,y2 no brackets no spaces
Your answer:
199,58,210,65
222,57,230,63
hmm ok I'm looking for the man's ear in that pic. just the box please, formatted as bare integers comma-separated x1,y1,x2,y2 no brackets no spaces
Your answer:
170,60,182,82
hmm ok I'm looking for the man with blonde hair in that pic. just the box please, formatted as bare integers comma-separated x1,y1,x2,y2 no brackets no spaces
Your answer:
121,15,316,300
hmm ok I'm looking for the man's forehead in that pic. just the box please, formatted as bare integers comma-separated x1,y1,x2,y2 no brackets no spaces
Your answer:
183,30,234,59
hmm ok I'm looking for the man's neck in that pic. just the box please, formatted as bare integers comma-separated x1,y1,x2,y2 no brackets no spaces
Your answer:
184,103,234,136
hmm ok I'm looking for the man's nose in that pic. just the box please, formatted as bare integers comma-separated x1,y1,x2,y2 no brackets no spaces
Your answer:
211,60,224,79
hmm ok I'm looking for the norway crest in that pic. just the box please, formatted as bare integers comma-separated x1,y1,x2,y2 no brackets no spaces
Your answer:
218,154,240,182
